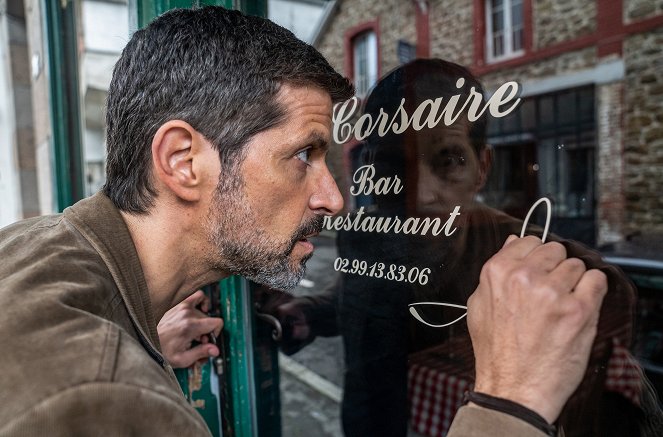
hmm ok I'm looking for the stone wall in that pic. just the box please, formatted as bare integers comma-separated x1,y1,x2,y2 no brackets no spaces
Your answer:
623,26,663,235
624,0,663,23
597,81,625,246
315,0,663,239
25,0,54,215
428,0,474,65
534,0,596,50
480,47,597,91
316,0,416,80
9,6,39,219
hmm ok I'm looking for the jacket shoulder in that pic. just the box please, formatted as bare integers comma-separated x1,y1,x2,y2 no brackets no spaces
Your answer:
0,321,204,435
0,380,211,437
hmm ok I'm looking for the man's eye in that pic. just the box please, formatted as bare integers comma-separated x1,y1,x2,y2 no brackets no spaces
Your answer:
432,152,466,171
295,149,312,164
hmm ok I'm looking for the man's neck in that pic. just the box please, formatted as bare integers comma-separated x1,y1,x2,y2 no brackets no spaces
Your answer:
120,209,229,321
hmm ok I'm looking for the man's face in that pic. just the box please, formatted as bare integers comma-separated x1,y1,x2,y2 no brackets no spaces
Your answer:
414,118,488,216
204,85,343,290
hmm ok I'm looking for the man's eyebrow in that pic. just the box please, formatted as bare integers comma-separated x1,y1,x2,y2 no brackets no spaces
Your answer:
303,132,330,151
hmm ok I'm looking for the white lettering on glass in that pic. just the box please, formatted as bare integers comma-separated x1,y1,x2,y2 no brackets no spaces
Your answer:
332,80,522,144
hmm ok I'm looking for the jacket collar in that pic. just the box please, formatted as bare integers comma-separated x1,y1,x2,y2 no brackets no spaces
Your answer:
64,192,165,365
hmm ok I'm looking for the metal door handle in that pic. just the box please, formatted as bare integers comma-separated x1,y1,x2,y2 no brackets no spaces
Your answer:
254,305,283,341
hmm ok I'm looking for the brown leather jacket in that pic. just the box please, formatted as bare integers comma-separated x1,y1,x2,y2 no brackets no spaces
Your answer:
0,193,210,436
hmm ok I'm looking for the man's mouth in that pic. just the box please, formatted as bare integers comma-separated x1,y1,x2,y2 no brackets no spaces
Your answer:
295,232,318,252
290,216,324,254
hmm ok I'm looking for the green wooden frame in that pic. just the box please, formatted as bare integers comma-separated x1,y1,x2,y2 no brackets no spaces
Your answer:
133,0,232,27
43,0,85,211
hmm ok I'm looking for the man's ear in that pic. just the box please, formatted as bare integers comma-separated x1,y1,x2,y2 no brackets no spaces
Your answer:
476,145,493,191
151,120,210,203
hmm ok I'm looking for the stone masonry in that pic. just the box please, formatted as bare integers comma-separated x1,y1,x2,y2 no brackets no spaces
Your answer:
625,0,663,23
623,27,663,235
597,81,626,245
428,0,474,66
316,0,663,243
534,0,596,50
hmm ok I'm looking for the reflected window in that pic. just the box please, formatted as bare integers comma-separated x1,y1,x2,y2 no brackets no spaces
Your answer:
352,31,378,96
486,85,596,245
486,0,524,62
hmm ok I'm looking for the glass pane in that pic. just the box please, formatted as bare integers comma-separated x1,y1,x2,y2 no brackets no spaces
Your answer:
366,32,378,91
511,0,523,27
521,98,536,131
493,33,504,57
501,105,520,133
557,90,578,125
512,26,523,51
81,1,129,198
354,34,368,95
579,86,595,121
492,9,504,32
5,3,663,437
538,95,555,127
353,32,377,96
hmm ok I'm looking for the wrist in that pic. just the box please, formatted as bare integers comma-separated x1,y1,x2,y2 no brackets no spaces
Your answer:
473,382,560,424
464,391,558,436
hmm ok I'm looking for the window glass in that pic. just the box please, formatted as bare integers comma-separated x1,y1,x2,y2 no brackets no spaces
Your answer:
9,1,661,436
487,0,523,61
80,0,129,197
264,2,663,437
353,31,378,96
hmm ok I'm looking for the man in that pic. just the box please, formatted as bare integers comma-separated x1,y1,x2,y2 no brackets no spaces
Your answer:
0,7,349,435
0,8,605,437
272,59,660,436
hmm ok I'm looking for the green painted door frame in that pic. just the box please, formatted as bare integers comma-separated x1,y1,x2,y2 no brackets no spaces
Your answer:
131,0,268,28
43,0,85,212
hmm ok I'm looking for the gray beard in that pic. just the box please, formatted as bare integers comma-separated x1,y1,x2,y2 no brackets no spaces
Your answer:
205,182,323,291
215,230,311,291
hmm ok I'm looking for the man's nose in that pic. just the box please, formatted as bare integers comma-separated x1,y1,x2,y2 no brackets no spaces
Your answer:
309,165,344,215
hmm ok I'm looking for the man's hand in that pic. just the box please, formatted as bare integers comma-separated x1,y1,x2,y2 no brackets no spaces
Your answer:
467,235,607,424
258,290,316,355
158,290,223,368
274,299,315,355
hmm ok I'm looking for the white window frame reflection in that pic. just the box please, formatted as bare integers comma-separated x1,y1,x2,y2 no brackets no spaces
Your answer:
353,30,378,97
485,0,524,63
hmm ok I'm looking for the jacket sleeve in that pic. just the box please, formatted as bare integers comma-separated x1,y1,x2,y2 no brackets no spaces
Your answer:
0,381,212,437
447,405,550,437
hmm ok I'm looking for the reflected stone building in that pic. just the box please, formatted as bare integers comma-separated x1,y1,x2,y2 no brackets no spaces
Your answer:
313,0,663,248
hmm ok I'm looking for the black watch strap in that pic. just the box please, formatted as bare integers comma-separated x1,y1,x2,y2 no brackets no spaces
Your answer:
463,391,558,437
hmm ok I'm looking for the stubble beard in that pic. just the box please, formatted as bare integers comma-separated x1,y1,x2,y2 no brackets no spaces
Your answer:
205,176,323,291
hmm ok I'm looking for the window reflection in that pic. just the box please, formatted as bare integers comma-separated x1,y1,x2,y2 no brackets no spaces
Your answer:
265,53,663,437
352,31,378,97
486,0,524,61
266,2,663,435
